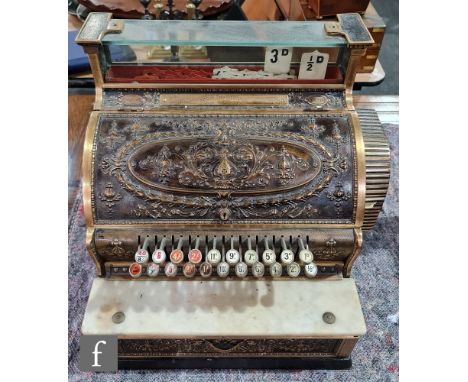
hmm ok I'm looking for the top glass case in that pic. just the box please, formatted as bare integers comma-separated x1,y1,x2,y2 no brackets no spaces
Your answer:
101,20,347,47
77,12,373,86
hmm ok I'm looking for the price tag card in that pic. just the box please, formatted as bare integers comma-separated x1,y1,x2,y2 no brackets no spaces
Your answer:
264,47,293,74
298,50,329,80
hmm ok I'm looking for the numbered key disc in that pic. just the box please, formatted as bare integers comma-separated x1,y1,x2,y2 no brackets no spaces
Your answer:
252,262,265,278
299,249,314,264
152,248,166,264
270,262,283,277
135,248,149,264
217,261,230,277
287,262,301,278
235,262,248,278
129,262,142,278
188,248,202,264
170,249,184,264
304,263,318,278
226,249,240,265
280,249,294,264
262,249,276,265
199,262,213,278
164,262,178,277
183,262,197,278
147,262,159,277
207,248,221,264
244,249,258,265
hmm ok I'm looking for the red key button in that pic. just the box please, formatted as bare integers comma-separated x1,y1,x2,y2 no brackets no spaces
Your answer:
199,262,212,278
129,262,142,278
170,249,184,264
188,248,202,264
183,262,197,278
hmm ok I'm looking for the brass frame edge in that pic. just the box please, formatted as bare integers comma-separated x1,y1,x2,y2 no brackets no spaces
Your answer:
82,112,98,228
102,83,346,90
86,227,104,276
343,228,362,277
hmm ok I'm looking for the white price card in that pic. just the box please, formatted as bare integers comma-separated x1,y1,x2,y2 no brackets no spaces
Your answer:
264,47,293,74
298,50,329,80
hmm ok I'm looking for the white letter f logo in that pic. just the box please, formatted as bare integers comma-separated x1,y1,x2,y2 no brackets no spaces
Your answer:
92,340,106,367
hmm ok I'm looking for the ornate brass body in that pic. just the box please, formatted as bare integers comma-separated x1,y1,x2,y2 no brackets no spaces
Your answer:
76,13,389,364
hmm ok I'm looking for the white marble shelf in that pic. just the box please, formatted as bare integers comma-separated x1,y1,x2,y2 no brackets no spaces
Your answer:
82,278,366,338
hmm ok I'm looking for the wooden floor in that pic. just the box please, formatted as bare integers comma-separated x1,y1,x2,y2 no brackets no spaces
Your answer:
68,93,399,211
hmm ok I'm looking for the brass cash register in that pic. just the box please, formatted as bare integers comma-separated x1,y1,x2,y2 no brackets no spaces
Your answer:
76,12,389,369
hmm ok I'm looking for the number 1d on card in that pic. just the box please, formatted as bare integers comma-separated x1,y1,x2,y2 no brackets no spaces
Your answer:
298,50,329,80
264,47,292,74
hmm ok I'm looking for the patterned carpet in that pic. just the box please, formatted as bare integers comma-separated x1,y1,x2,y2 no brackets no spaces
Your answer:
68,123,399,381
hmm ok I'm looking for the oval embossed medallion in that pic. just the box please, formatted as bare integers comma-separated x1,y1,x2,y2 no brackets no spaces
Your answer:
128,131,321,196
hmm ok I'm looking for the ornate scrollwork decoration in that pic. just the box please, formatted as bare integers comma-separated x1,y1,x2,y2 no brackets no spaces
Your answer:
93,114,355,221
118,338,339,357
99,183,122,214
327,182,352,217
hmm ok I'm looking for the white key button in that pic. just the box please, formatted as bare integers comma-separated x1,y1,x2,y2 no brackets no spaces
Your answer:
262,238,276,265
152,237,167,264
207,248,221,264
252,262,265,278
305,263,318,278
270,262,282,277
164,262,178,277
152,248,166,264
287,262,301,278
147,262,159,277
217,261,230,277
262,249,276,265
226,249,240,265
208,238,221,264
244,249,258,265
298,238,314,264
280,249,294,264
235,262,248,278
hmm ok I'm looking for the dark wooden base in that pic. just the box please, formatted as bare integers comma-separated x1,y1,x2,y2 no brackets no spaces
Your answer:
118,357,352,370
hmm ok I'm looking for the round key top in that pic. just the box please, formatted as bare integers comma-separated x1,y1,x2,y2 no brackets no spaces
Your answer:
170,238,184,264
244,237,258,265
129,262,142,278
164,262,178,277
147,262,159,277
217,261,230,277
262,237,276,265
199,262,213,278
280,238,294,264
235,262,248,278
226,237,240,265
270,262,283,277
152,237,167,264
134,236,150,264
287,262,301,278
298,238,313,264
304,263,318,278
207,238,221,264
188,238,202,264
252,262,265,277
183,262,197,278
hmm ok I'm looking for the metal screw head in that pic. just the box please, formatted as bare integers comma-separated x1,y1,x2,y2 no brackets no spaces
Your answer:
112,311,125,324
322,312,336,324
